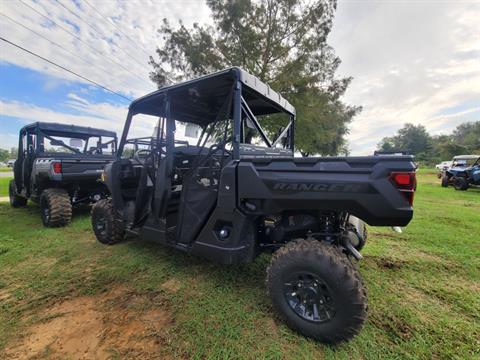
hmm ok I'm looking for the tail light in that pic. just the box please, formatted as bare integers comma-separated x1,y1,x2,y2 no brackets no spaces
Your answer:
52,162,62,174
390,171,416,206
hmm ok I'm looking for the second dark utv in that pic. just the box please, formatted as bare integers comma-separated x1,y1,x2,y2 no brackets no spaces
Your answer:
91,68,416,344
9,122,117,227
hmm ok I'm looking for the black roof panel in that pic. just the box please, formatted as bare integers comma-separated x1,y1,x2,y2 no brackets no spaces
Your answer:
129,67,295,125
21,122,117,138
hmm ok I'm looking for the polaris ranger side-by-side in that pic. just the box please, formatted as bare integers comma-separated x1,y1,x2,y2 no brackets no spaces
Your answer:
441,155,480,190
9,122,117,227
91,68,416,343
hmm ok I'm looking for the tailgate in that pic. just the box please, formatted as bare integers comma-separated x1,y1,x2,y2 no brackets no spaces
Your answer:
236,156,416,227
60,159,111,180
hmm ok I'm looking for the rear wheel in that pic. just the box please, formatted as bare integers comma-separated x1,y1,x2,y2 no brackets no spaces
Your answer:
441,174,449,187
40,188,72,227
91,199,124,245
453,177,469,191
9,180,27,207
266,239,367,344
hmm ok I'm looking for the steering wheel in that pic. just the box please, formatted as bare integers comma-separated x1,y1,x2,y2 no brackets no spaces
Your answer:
191,136,233,186
205,135,233,158
133,148,152,165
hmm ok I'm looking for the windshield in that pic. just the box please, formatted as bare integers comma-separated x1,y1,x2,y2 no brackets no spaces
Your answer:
452,158,478,167
43,134,116,155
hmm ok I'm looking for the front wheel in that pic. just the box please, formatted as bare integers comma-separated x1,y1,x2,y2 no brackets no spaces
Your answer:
9,180,27,207
453,177,469,191
91,199,124,245
266,239,367,344
441,174,449,187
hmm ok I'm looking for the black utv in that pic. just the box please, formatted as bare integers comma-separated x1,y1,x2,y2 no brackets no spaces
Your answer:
91,68,416,343
9,122,117,227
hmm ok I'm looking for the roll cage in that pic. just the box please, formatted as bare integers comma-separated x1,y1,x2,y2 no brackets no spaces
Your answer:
110,67,296,246
117,67,296,160
18,122,118,156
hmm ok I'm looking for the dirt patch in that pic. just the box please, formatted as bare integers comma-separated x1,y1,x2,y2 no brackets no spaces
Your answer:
0,288,11,302
161,278,181,293
265,318,279,336
5,286,172,359
370,314,413,340
370,256,406,270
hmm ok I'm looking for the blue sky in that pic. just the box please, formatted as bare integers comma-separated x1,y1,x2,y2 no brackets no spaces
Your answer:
0,63,130,146
0,63,132,148
1,0,479,154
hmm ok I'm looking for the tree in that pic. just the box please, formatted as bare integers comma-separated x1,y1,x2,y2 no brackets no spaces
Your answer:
149,0,361,155
10,147,18,159
377,123,433,158
452,121,480,152
0,148,9,162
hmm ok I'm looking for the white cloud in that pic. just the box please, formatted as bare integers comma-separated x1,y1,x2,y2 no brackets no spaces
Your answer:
0,97,126,130
0,94,193,149
0,95,159,146
329,0,480,154
0,0,211,98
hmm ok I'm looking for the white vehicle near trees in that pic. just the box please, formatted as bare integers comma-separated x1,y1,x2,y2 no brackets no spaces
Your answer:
435,161,452,171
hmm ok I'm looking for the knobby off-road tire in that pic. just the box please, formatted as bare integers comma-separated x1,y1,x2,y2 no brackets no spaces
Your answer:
9,180,27,207
441,174,449,187
266,239,367,344
91,199,124,245
453,177,469,191
40,188,72,227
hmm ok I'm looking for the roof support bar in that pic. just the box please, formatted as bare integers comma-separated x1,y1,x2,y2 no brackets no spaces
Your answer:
271,120,293,148
240,96,272,148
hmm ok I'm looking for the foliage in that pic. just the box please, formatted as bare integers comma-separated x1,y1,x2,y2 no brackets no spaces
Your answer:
0,149,9,163
452,121,480,152
378,121,480,164
378,123,432,160
149,0,361,155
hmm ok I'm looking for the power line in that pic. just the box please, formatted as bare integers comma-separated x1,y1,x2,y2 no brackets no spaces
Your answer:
82,0,152,59
80,0,174,85
0,36,133,102
18,0,150,86
52,0,148,71
1,12,103,75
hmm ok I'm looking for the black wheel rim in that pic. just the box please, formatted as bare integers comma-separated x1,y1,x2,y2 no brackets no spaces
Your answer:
95,216,107,236
283,272,336,323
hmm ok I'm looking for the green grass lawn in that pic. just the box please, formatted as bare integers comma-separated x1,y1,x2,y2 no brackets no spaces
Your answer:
0,177,11,197
0,171,478,359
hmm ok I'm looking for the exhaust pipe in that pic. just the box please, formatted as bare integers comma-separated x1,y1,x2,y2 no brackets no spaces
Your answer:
344,239,363,260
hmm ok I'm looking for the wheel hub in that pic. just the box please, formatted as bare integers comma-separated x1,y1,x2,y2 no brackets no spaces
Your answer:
96,217,107,235
42,207,50,222
283,272,335,323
